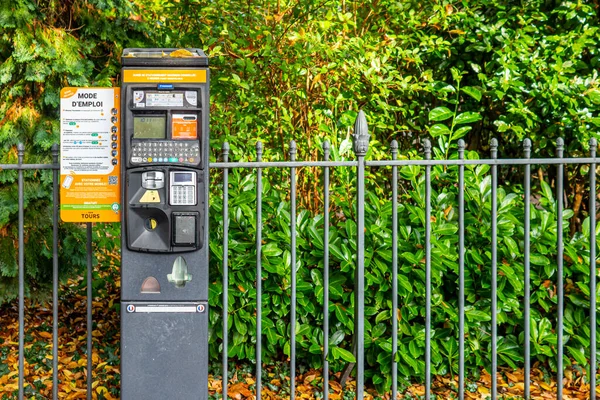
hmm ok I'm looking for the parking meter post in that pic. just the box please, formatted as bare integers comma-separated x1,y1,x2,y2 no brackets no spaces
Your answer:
119,48,210,399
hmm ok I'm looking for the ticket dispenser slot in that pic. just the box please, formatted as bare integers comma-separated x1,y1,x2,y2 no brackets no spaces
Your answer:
120,48,209,400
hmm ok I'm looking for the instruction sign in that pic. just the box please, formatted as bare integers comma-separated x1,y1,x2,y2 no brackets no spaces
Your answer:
60,87,121,222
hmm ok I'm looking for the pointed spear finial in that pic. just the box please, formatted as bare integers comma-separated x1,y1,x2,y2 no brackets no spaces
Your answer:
352,110,370,157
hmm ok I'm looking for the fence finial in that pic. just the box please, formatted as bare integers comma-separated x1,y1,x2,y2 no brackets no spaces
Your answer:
256,141,263,161
17,143,24,164
322,140,330,161
523,139,532,158
51,143,59,165
390,140,398,152
458,139,465,159
590,138,598,157
556,137,564,156
289,140,297,161
490,138,498,159
422,139,431,160
352,110,370,157
222,141,230,155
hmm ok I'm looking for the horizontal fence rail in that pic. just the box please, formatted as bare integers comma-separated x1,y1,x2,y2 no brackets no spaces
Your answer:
2,110,599,399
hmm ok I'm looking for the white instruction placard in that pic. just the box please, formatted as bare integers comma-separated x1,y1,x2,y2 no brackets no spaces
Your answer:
60,87,121,222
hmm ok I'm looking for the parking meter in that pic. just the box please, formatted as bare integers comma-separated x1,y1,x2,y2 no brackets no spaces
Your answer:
120,49,209,399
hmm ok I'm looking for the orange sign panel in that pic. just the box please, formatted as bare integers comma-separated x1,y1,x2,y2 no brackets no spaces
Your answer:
122,69,206,83
60,88,121,222
172,114,198,139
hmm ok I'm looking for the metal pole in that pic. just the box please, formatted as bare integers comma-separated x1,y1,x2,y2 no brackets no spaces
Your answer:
556,138,564,400
256,142,263,399
458,139,465,400
290,140,297,400
52,144,60,400
222,142,230,399
352,111,370,400
424,139,432,400
391,140,398,400
323,141,331,400
589,138,597,400
18,143,25,400
491,138,498,400
523,139,532,399
86,223,93,400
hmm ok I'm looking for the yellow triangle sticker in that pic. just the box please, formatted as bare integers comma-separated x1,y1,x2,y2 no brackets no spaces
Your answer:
139,190,161,203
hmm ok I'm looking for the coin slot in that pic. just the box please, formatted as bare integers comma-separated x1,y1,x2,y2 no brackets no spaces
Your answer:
145,217,158,231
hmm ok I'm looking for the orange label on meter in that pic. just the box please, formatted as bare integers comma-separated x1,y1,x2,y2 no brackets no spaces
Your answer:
172,114,198,139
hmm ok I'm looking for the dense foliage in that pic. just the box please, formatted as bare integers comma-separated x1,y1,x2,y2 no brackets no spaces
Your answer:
0,0,149,302
1,0,600,394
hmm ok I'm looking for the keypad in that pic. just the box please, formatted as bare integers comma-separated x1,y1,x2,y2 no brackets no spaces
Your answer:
130,141,200,164
171,185,196,205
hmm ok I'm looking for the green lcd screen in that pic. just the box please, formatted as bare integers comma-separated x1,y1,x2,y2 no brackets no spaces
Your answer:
133,116,166,139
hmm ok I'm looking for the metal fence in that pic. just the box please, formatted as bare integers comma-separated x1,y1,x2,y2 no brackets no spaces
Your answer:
2,110,599,399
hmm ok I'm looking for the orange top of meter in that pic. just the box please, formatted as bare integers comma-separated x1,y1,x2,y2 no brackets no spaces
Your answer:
122,69,207,83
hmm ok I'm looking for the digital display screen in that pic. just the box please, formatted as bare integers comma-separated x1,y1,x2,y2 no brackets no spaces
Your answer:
133,116,166,139
173,172,194,183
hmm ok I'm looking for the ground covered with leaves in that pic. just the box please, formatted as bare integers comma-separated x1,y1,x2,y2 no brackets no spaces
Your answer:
0,249,598,399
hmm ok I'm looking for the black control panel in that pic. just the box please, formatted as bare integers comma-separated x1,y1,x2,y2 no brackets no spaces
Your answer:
123,87,203,168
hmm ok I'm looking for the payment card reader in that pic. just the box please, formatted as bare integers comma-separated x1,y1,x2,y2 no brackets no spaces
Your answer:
120,48,209,400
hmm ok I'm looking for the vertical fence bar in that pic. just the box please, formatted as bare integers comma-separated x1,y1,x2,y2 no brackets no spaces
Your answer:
490,138,498,400
86,223,93,400
52,144,59,400
222,142,230,400
352,111,369,400
256,141,263,399
458,140,465,400
423,139,432,400
590,138,597,400
289,141,297,400
589,138,598,399
18,143,25,400
323,141,331,400
556,138,564,400
391,140,398,400
523,139,532,399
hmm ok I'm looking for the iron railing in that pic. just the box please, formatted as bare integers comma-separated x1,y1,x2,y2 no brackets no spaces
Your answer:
211,112,599,400
2,110,599,399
